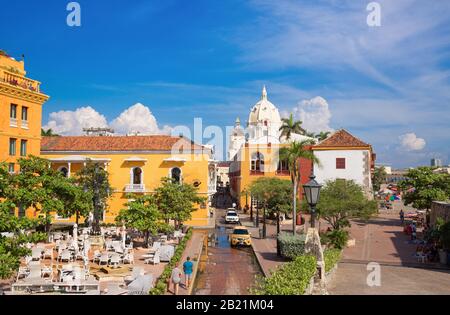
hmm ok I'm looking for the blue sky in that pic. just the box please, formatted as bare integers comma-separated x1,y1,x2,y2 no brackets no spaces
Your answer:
1,0,449,167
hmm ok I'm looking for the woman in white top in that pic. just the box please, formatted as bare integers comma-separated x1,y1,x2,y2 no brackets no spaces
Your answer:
171,263,182,295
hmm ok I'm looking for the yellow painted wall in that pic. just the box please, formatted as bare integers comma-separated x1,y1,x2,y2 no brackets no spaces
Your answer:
234,144,290,207
0,54,48,172
40,152,212,227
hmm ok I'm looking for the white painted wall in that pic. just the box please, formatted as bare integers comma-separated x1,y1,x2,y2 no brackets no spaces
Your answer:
313,150,372,192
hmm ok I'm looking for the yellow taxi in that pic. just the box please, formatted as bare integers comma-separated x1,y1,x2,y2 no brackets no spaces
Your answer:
230,226,252,247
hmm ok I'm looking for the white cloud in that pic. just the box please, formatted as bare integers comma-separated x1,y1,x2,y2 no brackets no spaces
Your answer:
110,103,171,135
292,96,333,133
43,106,108,136
399,133,426,151
44,103,171,136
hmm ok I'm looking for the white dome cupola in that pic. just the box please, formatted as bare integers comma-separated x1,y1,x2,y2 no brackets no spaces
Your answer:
248,86,282,127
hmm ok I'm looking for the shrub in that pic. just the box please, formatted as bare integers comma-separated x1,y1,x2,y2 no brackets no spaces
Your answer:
277,232,306,260
149,227,193,295
324,248,342,273
251,255,317,295
325,229,349,249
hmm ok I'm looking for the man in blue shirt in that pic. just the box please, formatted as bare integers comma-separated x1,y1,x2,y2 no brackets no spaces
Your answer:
183,256,194,288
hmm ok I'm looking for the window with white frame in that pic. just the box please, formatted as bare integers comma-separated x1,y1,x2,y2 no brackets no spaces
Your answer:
171,167,182,184
251,152,264,172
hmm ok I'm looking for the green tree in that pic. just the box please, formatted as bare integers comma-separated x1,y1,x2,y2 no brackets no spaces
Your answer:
11,156,70,231
305,131,316,138
154,178,205,229
249,177,293,235
399,167,450,211
41,128,59,137
315,131,331,142
0,163,47,279
116,195,169,247
57,178,94,225
279,140,319,235
372,166,387,193
316,179,378,231
279,113,306,140
76,161,113,234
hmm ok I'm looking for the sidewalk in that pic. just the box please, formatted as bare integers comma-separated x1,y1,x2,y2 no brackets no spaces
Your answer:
239,212,290,277
166,230,205,295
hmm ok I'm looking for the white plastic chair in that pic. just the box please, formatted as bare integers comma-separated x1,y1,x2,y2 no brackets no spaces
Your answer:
99,253,109,266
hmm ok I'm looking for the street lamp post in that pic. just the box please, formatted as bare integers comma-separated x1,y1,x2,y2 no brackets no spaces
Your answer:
303,174,322,229
255,200,260,228
303,174,326,287
262,202,267,239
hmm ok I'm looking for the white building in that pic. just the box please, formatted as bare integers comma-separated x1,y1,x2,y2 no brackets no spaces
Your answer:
228,86,312,161
312,129,375,198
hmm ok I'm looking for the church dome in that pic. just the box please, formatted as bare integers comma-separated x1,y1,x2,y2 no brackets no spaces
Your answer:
248,86,281,126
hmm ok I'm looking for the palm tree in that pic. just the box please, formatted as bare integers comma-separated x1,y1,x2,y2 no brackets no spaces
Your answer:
315,131,331,142
279,113,306,140
279,140,320,235
41,128,59,137
305,131,316,138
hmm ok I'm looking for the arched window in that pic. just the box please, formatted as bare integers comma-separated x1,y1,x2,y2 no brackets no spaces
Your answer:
171,167,182,184
251,152,264,173
133,167,143,185
59,167,69,178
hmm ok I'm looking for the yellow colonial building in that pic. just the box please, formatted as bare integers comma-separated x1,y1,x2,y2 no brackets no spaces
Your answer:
0,51,49,173
40,135,217,227
0,51,49,217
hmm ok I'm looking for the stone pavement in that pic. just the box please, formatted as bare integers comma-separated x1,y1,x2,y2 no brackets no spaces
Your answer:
328,209,450,295
166,230,205,295
239,212,292,277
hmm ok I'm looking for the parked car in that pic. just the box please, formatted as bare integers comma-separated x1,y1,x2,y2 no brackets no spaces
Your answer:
225,209,240,224
230,226,252,247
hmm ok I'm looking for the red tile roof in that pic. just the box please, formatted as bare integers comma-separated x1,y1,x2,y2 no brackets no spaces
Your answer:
314,129,371,148
41,136,208,152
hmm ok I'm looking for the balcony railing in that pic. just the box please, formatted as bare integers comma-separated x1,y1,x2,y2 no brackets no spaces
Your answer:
276,170,290,176
1,70,41,93
10,117,17,127
21,120,29,129
250,170,264,176
125,184,146,193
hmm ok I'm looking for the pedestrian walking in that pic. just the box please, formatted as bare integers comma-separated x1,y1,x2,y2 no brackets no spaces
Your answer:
170,263,182,295
183,256,194,288
399,209,405,225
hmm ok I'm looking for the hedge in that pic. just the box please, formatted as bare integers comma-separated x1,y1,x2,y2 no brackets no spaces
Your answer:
277,232,306,260
149,227,193,295
251,255,317,295
324,248,342,273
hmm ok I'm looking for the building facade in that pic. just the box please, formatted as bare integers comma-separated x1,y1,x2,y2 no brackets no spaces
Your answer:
312,129,375,198
229,87,376,207
40,135,217,227
0,52,49,174
228,87,313,208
